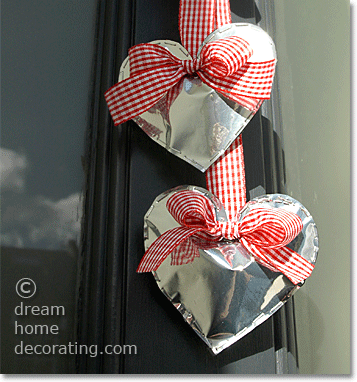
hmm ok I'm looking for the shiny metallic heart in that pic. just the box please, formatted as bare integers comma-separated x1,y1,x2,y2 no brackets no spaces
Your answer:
120,24,277,171
144,186,318,354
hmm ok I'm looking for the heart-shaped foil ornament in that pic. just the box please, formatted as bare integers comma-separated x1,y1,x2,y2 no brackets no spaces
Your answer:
143,186,318,354
118,24,276,171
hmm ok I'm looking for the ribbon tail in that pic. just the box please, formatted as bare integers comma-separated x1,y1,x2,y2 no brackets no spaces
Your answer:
137,226,200,273
241,239,315,285
105,66,184,126
170,237,200,266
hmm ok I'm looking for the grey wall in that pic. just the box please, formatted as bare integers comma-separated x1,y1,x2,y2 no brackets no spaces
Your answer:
272,0,350,374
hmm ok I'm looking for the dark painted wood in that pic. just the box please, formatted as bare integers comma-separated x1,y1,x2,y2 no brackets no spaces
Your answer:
76,0,298,374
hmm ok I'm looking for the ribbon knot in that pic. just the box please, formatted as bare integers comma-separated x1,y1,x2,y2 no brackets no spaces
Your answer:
137,190,314,285
217,221,241,240
182,58,200,75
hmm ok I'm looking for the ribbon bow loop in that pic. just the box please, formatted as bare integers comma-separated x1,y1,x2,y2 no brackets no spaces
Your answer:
167,190,219,233
129,43,184,76
238,207,303,249
199,36,253,77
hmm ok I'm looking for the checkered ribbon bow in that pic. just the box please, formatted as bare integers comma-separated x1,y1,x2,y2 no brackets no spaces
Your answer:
105,0,276,126
137,190,314,285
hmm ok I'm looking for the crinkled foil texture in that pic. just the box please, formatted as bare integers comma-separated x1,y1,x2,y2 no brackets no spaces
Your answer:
144,186,318,354
133,75,260,171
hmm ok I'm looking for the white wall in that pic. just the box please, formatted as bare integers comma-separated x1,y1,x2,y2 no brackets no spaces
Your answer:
272,0,350,374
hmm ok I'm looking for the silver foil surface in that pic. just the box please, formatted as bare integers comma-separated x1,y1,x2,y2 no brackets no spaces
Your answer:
120,24,277,171
144,186,318,354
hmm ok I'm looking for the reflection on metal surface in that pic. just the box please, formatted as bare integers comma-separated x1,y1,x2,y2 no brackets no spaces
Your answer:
120,24,276,171
144,186,318,354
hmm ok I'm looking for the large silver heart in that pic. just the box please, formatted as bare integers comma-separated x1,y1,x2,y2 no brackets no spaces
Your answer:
144,186,318,354
120,24,276,171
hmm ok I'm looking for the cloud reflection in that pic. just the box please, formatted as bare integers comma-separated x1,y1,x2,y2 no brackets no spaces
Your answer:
1,148,83,250
0,148,28,192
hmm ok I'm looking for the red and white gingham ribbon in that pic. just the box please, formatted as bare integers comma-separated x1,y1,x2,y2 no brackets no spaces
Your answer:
137,190,314,285
105,0,276,126
206,134,246,220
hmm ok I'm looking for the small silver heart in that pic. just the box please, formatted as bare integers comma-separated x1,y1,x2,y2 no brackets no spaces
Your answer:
119,24,277,171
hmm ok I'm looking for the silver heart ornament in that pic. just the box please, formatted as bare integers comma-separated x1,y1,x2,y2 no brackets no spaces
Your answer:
120,24,276,171
143,186,318,354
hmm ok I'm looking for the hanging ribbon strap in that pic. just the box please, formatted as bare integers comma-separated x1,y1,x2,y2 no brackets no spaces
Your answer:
105,0,276,126
137,190,314,285
179,0,232,56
